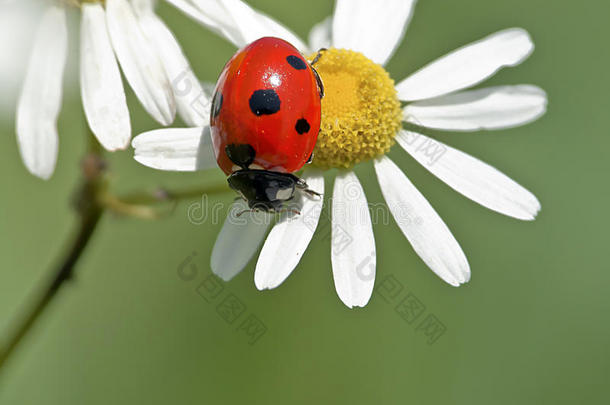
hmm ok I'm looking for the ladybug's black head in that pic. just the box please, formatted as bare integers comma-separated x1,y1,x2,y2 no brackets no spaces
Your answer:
227,169,300,213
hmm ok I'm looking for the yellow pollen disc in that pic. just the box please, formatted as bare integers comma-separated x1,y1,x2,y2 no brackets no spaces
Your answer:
308,48,402,169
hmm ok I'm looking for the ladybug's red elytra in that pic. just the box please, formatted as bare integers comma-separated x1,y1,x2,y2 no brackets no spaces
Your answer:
210,37,324,213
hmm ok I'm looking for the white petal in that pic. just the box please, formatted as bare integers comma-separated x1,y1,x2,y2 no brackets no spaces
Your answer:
211,199,272,281
396,131,541,220
404,85,547,131
0,1,44,116
331,171,376,308
16,6,67,179
130,0,155,14
332,0,416,65
132,126,217,171
166,0,306,51
374,156,470,286
396,28,534,101
106,0,175,125
220,0,308,52
255,171,324,290
134,7,209,126
308,16,332,51
165,0,244,46
80,3,131,151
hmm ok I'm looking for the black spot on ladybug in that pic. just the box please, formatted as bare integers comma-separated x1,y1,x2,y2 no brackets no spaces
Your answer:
225,143,256,169
295,118,310,135
286,55,307,70
212,91,223,118
249,89,281,116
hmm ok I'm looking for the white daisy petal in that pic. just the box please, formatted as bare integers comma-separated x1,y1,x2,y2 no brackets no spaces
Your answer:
132,126,216,171
166,0,306,51
221,0,308,52
396,131,541,220
81,3,131,151
396,28,534,101
255,171,324,290
374,156,470,286
106,0,176,125
133,5,209,126
332,0,417,65
211,199,272,281
165,0,244,46
0,0,42,116
16,6,67,179
129,0,156,13
308,16,332,51
404,85,547,131
331,171,376,308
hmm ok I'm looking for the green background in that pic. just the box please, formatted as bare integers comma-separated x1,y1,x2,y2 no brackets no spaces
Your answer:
1,0,608,403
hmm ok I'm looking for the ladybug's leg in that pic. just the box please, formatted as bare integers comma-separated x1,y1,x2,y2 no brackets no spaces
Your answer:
310,48,326,99
278,208,301,216
236,209,253,218
311,48,327,66
302,188,322,198
296,178,323,198
312,67,325,99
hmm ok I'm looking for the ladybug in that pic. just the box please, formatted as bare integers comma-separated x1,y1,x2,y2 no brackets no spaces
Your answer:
210,37,324,213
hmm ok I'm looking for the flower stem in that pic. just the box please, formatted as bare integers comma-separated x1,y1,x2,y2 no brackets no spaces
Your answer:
0,122,230,372
118,183,231,205
97,182,230,220
0,175,229,372
0,186,103,372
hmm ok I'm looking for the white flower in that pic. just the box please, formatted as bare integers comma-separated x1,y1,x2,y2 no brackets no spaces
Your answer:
0,1,42,117
132,0,547,307
15,0,205,179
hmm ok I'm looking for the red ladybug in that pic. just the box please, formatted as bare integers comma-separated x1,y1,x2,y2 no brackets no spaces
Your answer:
210,37,324,213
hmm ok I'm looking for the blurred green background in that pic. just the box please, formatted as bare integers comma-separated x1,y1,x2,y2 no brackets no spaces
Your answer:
1,0,608,404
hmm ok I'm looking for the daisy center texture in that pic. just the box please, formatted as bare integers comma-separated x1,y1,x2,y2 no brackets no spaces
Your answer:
308,48,402,169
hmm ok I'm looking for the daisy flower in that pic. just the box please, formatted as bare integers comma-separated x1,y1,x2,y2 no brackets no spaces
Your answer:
16,0,207,179
0,1,42,116
132,0,547,307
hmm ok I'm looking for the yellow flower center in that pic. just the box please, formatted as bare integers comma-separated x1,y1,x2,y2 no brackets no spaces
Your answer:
308,49,402,169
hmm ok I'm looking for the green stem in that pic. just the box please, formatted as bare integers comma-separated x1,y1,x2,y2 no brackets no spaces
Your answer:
118,183,230,205
0,180,229,372
0,203,103,372
0,123,229,371
97,182,230,220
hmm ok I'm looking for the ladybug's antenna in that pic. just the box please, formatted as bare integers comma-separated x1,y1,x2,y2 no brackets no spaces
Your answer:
236,209,253,217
